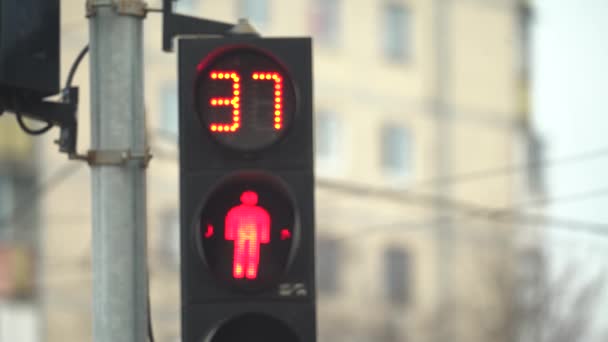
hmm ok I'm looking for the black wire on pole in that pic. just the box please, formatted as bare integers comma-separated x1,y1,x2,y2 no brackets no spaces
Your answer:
8,42,158,342
16,112,53,135
147,268,155,342
12,44,90,136
65,45,90,90
1,44,91,221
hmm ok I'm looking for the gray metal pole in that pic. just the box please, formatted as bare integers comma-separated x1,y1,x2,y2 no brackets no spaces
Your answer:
87,1,148,341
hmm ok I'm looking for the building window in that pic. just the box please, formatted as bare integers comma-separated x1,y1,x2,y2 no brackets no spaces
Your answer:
315,112,340,164
159,84,179,139
384,247,411,305
317,237,340,294
0,176,12,220
0,176,14,237
310,0,340,46
380,124,412,175
382,3,412,62
238,0,269,28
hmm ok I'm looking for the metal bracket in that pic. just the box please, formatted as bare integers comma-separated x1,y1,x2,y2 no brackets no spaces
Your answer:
72,149,153,168
1,87,79,155
162,0,234,52
86,0,147,18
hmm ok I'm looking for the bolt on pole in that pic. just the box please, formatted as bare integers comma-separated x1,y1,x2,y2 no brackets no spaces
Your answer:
87,1,149,341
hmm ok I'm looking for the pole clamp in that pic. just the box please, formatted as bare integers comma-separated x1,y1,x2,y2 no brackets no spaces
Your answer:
72,149,153,168
86,0,148,18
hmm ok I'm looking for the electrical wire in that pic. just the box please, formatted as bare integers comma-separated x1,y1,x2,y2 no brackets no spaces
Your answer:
65,45,90,90
153,137,608,236
153,131,608,191
316,179,608,237
62,43,163,342
5,128,607,341
12,44,90,136
62,43,157,342
514,187,608,208
409,146,608,189
16,112,53,135
147,270,155,342
0,45,89,219
331,188,608,242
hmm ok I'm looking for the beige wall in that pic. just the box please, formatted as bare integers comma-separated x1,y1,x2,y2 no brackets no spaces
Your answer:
38,1,526,341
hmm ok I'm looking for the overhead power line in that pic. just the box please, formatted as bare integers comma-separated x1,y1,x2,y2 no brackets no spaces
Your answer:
514,187,608,208
316,179,608,238
153,132,608,189
408,145,608,189
152,135,608,236
6,139,608,237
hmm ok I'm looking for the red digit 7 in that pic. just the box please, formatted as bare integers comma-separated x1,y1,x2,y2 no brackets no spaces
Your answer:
252,72,284,130
208,71,240,133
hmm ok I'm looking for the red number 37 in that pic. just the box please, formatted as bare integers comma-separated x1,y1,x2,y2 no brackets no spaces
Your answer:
208,70,284,133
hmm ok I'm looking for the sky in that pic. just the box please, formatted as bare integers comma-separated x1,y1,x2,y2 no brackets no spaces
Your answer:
533,0,608,222
532,0,608,338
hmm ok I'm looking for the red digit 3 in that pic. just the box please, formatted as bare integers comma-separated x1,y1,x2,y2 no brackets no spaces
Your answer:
208,71,241,133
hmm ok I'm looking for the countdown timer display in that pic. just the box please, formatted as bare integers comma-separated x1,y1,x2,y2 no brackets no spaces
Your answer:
197,174,297,292
195,48,297,151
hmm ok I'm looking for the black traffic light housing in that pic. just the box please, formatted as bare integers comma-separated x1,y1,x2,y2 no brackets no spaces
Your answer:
178,36,316,342
0,0,60,96
0,0,79,156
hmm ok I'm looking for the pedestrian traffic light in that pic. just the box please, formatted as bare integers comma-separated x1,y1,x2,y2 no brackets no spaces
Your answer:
178,36,316,342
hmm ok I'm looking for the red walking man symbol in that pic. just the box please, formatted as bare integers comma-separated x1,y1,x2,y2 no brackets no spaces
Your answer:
225,191,270,279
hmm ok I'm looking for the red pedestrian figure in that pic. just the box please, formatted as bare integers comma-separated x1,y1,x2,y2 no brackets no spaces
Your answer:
225,191,270,279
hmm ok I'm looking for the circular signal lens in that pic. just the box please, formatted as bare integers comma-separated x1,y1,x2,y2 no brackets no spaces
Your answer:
197,173,297,292
195,48,296,151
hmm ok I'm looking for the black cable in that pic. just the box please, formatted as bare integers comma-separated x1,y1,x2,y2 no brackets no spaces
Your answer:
70,34,153,341
147,8,163,13
147,275,155,342
65,45,90,90
16,112,53,135
12,44,89,136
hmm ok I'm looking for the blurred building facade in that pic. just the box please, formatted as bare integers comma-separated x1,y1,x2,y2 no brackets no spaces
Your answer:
0,118,41,341
0,0,534,341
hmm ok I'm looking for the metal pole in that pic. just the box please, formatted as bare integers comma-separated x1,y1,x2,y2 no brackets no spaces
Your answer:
87,1,148,341
432,0,453,341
